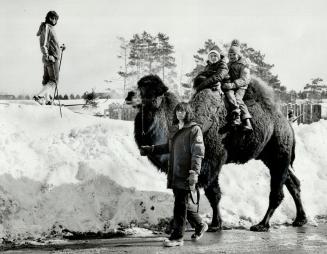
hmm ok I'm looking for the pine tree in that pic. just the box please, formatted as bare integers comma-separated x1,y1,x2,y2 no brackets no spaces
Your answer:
128,33,144,80
123,31,177,88
155,33,177,83
229,42,280,87
128,32,152,78
186,39,220,80
142,31,157,74
307,78,324,101
187,39,281,88
311,77,323,85
117,36,132,93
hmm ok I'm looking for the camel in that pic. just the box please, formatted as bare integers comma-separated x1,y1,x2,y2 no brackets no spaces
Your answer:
125,74,307,232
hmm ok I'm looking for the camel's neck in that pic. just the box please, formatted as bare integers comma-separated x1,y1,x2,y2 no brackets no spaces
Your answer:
149,106,171,144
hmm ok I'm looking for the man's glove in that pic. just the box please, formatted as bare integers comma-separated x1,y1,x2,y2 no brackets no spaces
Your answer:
187,171,198,188
48,55,56,62
140,145,153,156
221,82,236,90
60,44,66,51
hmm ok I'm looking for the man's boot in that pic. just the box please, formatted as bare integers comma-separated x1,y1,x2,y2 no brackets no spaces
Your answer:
243,119,253,132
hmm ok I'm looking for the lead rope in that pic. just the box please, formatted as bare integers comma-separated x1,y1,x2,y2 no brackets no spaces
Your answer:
141,103,145,136
189,186,200,213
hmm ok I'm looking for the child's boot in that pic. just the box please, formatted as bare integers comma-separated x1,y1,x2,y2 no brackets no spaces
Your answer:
243,119,253,132
231,112,241,126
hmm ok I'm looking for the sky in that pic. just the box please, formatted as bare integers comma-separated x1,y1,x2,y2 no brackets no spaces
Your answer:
1,0,327,96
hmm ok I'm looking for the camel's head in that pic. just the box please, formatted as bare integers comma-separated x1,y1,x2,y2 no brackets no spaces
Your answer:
125,90,141,108
125,75,169,109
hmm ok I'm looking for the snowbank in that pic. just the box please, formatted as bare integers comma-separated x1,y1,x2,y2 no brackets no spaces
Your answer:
0,102,326,240
0,103,169,240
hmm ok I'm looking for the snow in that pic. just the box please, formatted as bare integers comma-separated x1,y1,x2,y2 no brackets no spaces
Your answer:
0,102,326,241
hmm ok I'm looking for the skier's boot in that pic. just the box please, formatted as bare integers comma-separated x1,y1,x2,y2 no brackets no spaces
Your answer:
33,95,45,105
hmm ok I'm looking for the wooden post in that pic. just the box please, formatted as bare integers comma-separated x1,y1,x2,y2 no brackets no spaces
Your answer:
295,104,301,124
300,104,305,123
312,104,321,123
303,104,311,124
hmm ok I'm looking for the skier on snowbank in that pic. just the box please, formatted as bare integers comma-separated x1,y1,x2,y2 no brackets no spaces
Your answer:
34,11,62,105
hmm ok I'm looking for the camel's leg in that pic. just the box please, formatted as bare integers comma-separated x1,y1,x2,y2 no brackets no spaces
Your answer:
285,169,307,226
251,139,292,233
203,154,226,232
250,163,288,232
204,176,222,231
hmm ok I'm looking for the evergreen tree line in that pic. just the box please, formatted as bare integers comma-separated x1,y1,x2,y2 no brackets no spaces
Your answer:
6,36,322,104
297,77,327,101
186,39,281,88
117,35,285,99
118,34,326,104
117,31,177,92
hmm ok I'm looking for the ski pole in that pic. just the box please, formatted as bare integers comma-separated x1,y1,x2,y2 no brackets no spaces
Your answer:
53,44,66,117
59,44,65,71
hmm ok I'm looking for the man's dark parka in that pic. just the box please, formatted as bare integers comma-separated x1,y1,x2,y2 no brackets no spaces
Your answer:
152,122,205,190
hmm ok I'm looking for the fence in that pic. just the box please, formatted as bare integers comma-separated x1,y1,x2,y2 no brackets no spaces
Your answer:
281,103,321,124
104,103,138,121
104,102,323,124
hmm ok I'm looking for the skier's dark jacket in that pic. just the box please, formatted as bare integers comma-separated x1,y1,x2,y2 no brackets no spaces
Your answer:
151,122,205,190
36,22,60,63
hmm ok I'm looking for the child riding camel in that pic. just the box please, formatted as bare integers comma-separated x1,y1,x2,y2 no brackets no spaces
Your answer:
222,39,253,132
193,46,229,93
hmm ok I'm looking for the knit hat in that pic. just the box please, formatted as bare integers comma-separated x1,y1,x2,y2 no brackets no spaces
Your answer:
228,39,241,55
46,11,59,20
208,46,221,60
45,10,59,25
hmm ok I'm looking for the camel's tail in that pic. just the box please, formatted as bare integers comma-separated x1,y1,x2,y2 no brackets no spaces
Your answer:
290,122,296,169
287,123,299,189
288,166,301,189
246,76,278,112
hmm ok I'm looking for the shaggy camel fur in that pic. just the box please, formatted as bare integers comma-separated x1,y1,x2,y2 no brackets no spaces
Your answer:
125,75,307,232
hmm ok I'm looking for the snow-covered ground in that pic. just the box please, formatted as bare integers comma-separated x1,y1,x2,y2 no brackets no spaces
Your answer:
0,102,326,241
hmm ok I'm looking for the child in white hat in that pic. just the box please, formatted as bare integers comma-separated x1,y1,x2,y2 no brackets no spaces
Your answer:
193,46,229,93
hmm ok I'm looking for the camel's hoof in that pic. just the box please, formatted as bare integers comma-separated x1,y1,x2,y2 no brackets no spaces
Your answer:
292,216,308,227
250,224,269,232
